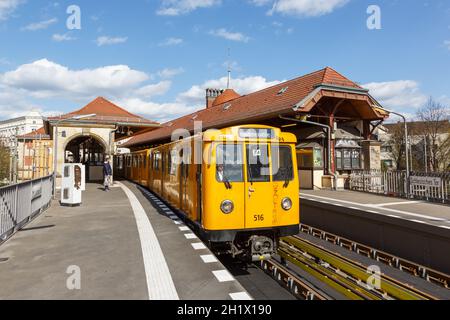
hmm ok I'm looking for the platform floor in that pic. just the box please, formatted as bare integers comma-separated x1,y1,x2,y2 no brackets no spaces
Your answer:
300,190,450,230
0,182,251,300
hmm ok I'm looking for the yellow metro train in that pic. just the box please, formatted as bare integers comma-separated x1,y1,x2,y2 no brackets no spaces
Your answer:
117,125,300,261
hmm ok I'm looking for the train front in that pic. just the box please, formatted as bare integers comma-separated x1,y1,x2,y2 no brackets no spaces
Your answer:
202,125,300,262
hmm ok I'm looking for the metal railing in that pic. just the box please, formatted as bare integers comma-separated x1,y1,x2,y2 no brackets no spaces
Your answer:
0,175,53,243
349,170,450,204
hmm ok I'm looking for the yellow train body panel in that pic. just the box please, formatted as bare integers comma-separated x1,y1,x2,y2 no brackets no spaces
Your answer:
119,125,300,261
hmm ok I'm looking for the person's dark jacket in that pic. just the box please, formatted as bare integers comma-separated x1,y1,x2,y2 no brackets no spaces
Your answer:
103,162,112,176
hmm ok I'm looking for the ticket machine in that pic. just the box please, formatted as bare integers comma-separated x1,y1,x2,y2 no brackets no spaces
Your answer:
61,164,85,206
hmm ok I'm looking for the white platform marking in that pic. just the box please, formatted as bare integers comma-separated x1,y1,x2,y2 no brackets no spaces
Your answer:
229,292,253,300
302,194,446,222
173,220,183,225
372,201,423,207
212,270,235,283
179,226,190,232
200,254,218,264
184,233,198,239
411,219,427,224
117,182,179,300
192,243,207,250
440,226,450,230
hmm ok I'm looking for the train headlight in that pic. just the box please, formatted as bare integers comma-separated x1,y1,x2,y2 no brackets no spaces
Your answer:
281,197,292,211
220,200,234,214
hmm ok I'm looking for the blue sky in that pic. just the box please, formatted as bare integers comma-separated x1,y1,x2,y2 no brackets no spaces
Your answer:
0,0,449,122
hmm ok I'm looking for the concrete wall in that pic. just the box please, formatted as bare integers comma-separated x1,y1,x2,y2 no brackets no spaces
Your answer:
301,199,450,274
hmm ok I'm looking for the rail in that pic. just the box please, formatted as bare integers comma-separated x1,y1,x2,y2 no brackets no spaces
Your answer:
279,236,438,300
259,259,328,300
0,175,53,243
349,170,450,203
298,224,449,289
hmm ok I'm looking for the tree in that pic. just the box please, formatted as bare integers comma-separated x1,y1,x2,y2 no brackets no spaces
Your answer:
387,122,407,170
0,140,10,184
416,97,450,172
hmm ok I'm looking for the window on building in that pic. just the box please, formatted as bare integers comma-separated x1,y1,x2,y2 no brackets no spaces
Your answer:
335,148,361,170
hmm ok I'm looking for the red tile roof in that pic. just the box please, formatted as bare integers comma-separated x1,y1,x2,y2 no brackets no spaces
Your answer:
123,67,372,148
18,127,50,140
212,89,241,107
47,97,158,125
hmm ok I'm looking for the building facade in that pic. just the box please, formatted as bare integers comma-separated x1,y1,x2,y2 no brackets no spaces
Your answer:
0,111,44,148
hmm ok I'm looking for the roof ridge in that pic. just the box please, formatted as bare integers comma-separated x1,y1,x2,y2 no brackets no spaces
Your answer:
209,67,328,109
66,96,146,120
321,66,361,88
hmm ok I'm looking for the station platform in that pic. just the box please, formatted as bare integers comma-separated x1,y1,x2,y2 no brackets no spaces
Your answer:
301,190,450,229
0,182,251,300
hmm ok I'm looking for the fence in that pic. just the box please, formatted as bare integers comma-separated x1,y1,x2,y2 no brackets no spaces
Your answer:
349,170,450,204
0,175,53,243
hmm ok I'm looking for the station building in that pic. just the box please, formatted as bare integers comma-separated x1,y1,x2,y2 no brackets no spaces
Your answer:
123,67,389,190
17,97,159,186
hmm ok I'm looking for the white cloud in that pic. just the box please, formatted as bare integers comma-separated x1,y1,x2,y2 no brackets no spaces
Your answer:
158,67,184,79
157,0,221,16
250,0,271,6
133,81,172,98
120,75,281,122
0,57,11,65
21,18,58,31
178,75,281,105
52,33,76,42
158,37,184,47
0,59,183,121
114,98,197,123
96,36,128,47
256,0,350,17
444,40,450,51
363,80,428,112
0,0,23,21
0,59,150,99
209,28,250,42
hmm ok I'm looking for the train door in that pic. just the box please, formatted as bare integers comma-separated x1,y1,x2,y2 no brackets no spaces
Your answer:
270,144,299,227
180,153,188,213
244,143,274,229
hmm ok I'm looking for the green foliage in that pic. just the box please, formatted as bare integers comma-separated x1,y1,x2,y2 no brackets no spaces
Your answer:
0,142,10,183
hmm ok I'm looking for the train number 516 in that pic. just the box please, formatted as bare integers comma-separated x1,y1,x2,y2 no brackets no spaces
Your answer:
253,215,264,222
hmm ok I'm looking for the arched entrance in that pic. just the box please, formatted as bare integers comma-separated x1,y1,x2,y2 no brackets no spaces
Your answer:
65,135,107,182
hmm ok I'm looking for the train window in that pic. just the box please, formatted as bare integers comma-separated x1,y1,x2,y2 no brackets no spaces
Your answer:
133,156,137,168
216,144,244,182
246,144,270,183
169,149,178,176
153,152,161,171
143,155,147,168
271,146,294,182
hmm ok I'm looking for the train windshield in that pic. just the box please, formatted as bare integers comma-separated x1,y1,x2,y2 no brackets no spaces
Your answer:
271,145,294,182
246,144,270,183
216,144,244,182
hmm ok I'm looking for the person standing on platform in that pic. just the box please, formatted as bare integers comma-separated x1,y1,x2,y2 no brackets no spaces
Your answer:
103,156,113,191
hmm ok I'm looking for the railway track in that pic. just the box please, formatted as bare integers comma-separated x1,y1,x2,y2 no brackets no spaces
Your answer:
298,224,450,290
278,236,438,300
259,258,328,300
